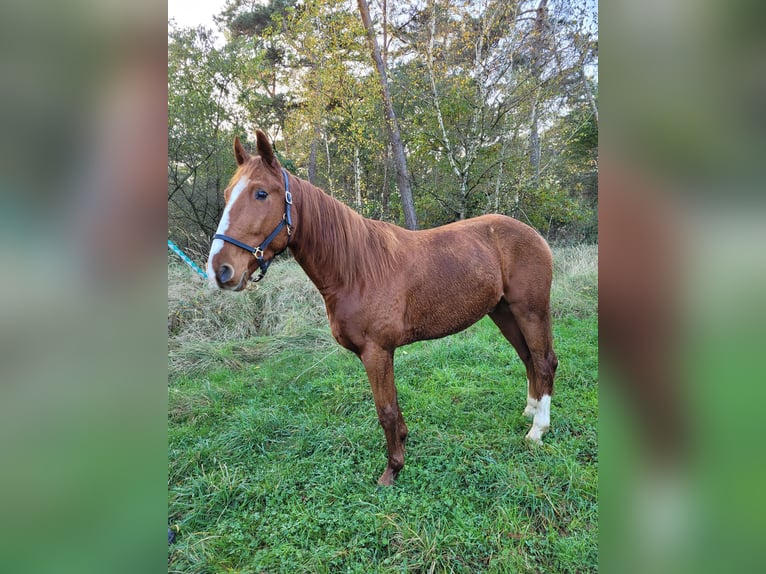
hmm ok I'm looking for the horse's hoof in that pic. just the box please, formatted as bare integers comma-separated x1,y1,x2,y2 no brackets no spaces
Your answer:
377,468,397,486
525,434,543,445
525,427,547,444
522,406,537,418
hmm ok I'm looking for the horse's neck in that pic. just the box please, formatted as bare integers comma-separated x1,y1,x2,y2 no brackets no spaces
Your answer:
289,179,352,291
288,178,392,294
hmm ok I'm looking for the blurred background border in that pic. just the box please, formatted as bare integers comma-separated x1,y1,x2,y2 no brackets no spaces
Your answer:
0,0,764,572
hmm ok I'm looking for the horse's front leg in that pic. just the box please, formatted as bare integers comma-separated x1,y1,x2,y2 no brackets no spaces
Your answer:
360,345,408,486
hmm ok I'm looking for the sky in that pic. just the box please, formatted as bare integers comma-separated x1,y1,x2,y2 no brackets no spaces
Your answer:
168,0,228,30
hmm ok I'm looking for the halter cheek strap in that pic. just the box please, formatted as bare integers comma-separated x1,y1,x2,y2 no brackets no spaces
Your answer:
213,168,294,282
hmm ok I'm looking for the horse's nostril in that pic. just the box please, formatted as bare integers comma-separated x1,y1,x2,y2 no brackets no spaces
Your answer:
217,264,234,284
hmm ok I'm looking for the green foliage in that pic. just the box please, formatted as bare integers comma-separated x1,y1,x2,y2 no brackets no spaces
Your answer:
514,183,589,243
168,0,598,245
168,246,598,572
168,25,250,258
544,107,599,243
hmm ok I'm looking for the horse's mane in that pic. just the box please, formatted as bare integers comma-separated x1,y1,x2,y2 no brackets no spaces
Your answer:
291,176,402,287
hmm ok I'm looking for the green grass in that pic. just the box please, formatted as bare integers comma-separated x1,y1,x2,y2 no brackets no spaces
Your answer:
168,246,597,573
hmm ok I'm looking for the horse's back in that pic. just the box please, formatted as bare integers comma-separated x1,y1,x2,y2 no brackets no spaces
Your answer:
415,214,552,272
371,214,552,346
431,214,554,307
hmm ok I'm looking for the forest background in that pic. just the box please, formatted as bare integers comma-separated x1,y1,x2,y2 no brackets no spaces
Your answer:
168,0,598,260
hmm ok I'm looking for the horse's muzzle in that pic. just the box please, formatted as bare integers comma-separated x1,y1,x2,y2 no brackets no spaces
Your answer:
216,263,234,285
214,264,248,291
232,271,248,291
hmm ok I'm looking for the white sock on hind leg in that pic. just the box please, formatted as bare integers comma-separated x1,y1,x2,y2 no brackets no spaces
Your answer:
523,379,539,418
525,394,550,443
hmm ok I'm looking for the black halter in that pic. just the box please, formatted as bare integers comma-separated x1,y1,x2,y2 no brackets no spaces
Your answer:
213,168,294,282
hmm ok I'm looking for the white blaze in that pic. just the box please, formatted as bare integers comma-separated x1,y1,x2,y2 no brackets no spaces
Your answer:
206,176,249,285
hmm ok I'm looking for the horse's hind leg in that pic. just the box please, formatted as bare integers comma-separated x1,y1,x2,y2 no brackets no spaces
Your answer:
489,302,538,419
508,302,558,444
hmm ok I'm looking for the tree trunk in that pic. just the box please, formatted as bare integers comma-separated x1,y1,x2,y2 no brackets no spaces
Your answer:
427,0,461,185
529,0,548,189
324,133,334,197
582,67,598,126
494,156,504,213
459,173,468,220
308,134,318,185
382,143,390,220
357,0,418,230
530,89,541,188
354,144,362,210
382,0,388,68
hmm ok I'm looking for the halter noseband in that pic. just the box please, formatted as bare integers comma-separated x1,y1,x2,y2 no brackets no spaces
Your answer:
213,168,294,283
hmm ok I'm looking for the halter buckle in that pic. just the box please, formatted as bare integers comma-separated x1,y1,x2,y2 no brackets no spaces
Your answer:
253,247,264,259
283,214,294,236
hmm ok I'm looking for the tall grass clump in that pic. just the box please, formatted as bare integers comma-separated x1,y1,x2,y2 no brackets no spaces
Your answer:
551,244,598,318
168,257,332,378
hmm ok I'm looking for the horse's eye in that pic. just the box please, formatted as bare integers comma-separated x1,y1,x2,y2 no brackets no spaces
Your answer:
255,190,268,200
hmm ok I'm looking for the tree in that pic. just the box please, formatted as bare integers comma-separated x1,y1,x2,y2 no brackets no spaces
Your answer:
167,25,246,257
168,0,598,245
380,0,594,238
357,0,418,230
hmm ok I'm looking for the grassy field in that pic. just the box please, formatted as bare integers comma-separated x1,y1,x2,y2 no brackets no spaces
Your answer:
168,245,597,573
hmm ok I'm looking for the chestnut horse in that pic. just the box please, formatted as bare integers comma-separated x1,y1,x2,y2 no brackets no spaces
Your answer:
207,131,558,485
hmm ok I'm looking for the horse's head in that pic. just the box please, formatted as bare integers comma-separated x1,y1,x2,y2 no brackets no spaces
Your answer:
207,130,293,290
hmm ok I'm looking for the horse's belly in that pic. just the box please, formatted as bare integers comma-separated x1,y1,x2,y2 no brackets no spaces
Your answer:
400,273,501,344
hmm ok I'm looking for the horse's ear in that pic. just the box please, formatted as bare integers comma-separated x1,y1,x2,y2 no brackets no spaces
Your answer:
233,136,250,166
255,129,278,168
